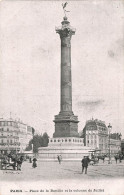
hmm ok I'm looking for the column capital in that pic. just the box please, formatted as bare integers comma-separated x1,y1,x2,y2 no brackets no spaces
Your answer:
55,17,76,39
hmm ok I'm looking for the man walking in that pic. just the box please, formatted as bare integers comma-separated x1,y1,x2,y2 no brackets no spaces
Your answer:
57,155,62,164
81,156,89,174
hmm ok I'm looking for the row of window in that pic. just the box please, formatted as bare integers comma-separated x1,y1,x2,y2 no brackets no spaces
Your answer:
0,143,20,146
87,135,97,139
99,139,107,143
87,140,97,144
0,139,19,143
87,126,96,130
87,126,106,131
86,131,98,134
99,127,106,131
0,128,19,132
87,139,108,144
1,133,18,136
50,139,83,143
0,121,18,127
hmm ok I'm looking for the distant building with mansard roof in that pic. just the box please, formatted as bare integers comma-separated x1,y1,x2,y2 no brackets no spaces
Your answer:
81,118,108,154
81,118,121,154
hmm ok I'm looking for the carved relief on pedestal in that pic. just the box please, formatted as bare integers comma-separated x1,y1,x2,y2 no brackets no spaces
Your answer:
55,122,70,132
70,123,78,132
54,120,79,138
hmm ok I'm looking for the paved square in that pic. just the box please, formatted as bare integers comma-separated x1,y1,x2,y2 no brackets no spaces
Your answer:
0,159,124,181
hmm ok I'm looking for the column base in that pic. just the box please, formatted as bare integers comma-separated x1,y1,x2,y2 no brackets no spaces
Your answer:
53,113,79,138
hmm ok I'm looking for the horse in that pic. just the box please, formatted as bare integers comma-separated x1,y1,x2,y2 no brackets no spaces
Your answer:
114,154,123,163
97,155,106,163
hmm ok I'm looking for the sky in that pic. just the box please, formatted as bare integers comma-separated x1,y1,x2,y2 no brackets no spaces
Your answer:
0,0,124,138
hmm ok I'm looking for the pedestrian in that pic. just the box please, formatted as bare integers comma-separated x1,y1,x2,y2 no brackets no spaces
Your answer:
17,156,23,171
12,156,17,170
119,154,123,163
29,157,32,163
81,156,89,174
114,155,118,164
57,155,61,164
60,155,62,163
32,157,37,168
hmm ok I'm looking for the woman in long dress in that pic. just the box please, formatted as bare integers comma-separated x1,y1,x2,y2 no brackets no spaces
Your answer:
32,157,37,168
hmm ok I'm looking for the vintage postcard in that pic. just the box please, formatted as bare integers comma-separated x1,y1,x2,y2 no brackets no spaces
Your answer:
0,0,124,195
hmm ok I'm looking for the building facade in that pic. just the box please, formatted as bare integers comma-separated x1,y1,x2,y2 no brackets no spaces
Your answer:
81,119,122,155
121,139,124,155
0,118,33,154
109,133,121,155
81,119,108,154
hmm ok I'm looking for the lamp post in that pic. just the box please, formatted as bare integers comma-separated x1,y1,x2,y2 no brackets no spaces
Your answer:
31,143,33,153
108,123,112,164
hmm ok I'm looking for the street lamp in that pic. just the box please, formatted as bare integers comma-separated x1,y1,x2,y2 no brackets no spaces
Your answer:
108,123,112,164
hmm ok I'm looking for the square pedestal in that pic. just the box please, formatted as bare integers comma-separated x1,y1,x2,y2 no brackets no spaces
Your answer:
53,114,79,138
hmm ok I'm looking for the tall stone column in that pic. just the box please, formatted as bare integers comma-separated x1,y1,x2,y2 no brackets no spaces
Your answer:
53,16,79,138
59,17,74,115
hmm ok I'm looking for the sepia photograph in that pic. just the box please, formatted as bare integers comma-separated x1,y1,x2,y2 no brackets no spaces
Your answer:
0,0,124,195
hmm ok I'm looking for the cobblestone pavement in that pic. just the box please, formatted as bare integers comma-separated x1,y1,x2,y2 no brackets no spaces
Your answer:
0,159,124,181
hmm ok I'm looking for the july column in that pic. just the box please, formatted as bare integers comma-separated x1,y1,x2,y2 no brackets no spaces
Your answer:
56,16,76,115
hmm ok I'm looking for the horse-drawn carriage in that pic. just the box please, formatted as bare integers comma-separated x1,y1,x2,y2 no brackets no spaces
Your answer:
88,156,99,165
1,154,24,171
88,149,107,165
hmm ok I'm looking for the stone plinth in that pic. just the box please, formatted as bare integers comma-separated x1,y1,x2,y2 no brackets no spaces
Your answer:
49,137,84,146
38,137,93,161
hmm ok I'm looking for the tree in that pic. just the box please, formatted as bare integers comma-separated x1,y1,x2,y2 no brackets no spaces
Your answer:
25,140,33,151
25,132,49,153
42,132,49,147
32,128,35,136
